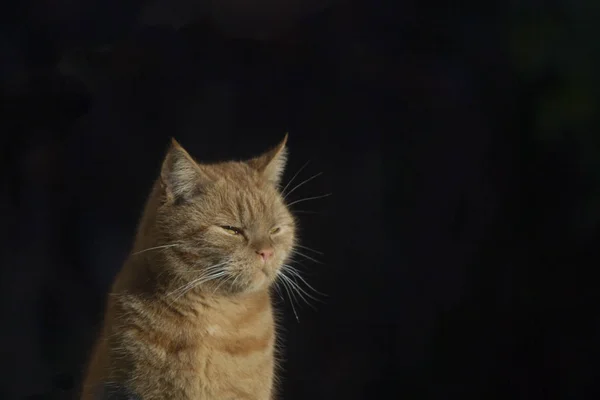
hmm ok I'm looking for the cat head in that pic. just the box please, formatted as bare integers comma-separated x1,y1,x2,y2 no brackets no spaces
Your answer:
153,135,296,295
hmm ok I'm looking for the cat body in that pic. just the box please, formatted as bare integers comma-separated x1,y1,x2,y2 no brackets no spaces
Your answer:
81,136,294,400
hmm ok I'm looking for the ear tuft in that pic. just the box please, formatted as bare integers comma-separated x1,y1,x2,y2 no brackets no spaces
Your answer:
248,134,288,187
160,139,207,201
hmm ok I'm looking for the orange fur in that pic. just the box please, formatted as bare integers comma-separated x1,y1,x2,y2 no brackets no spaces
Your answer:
81,136,295,400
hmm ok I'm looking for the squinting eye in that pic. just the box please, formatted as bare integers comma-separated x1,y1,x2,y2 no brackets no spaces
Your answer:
221,226,243,235
270,227,281,235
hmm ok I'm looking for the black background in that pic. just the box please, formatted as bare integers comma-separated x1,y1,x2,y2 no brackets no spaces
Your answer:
1,0,599,399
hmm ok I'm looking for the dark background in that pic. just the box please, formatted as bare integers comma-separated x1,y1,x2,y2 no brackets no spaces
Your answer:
1,0,599,399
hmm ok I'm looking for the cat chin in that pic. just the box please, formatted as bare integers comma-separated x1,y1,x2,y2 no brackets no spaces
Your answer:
207,275,271,296
237,272,275,294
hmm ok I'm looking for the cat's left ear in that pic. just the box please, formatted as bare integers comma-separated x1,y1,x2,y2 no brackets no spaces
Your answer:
248,134,288,187
160,138,209,202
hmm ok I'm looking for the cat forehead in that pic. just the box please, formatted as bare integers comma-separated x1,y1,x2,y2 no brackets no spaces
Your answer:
203,162,274,191
217,182,280,209
190,162,284,213
199,173,279,207
207,161,258,180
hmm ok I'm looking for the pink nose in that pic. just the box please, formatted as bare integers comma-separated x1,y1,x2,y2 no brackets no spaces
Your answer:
256,248,274,262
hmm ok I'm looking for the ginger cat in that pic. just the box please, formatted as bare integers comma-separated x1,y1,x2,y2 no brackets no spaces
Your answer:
81,136,296,400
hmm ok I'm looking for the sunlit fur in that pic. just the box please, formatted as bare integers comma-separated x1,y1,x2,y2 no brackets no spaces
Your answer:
81,136,296,400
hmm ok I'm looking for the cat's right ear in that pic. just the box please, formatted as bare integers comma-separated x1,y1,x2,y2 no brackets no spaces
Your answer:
160,139,208,203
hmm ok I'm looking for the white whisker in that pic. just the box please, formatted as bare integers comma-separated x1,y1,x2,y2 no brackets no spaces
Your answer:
277,272,300,323
272,280,284,303
291,249,322,264
279,270,309,305
132,243,181,255
279,271,318,309
281,160,310,196
295,244,323,255
170,272,226,299
287,193,332,207
283,172,323,200
167,261,229,300
283,265,327,299
230,273,242,291
278,272,298,304
212,273,235,294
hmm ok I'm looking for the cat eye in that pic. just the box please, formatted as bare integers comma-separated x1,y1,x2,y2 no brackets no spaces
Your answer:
270,227,281,235
221,226,243,235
